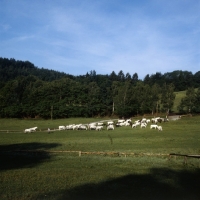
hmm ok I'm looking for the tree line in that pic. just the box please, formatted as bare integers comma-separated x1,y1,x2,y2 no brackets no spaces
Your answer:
0,57,200,118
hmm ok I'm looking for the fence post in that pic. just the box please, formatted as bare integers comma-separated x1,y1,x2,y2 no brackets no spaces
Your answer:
184,156,187,165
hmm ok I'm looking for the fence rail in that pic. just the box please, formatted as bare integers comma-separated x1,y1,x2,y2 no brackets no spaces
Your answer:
1,150,199,167
0,150,169,157
169,153,200,166
0,130,22,132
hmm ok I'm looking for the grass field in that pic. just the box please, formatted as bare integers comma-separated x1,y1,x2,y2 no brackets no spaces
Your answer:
172,90,186,113
0,116,200,200
172,89,199,113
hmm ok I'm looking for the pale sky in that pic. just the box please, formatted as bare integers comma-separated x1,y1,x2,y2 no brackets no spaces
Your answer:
0,0,199,79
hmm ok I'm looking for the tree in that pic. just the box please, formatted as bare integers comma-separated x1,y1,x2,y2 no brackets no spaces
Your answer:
161,83,176,115
109,71,118,81
150,72,164,86
86,82,101,117
178,87,196,114
163,70,195,91
139,84,153,114
143,74,151,85
149,84,161,115
129,82,146,115
194,71,200,87
117,70,125,82
125,73,131,81
113,81,132,117
185,87,196,113
1,56,200,118
132,73,138,85
194,87,200,113
111,81,121,115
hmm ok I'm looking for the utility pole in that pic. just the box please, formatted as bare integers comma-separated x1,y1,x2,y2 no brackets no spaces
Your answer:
156,101,158,116
51,105,53,120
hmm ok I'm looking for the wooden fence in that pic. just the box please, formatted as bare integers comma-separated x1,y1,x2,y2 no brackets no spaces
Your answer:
1,149,168,157
1,150,199,167
169,153,200,166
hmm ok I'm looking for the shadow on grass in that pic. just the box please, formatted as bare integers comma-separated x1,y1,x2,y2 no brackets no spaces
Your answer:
37,167,200,200
0,142,61,171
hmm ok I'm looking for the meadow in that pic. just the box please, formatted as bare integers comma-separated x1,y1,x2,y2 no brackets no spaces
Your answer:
0,115,200,200
173,90,186,113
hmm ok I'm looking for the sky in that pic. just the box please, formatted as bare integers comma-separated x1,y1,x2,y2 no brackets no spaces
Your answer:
0,0,200,80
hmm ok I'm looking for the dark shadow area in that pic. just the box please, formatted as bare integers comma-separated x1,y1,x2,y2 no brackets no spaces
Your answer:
0,142,61,171
36,167,200,200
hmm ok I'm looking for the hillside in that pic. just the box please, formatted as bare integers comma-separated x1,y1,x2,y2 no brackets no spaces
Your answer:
172,90,186,113
0,57,200,118
0,57,74,83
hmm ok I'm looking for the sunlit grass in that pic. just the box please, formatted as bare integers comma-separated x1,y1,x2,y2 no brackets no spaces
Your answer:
173,90,186,112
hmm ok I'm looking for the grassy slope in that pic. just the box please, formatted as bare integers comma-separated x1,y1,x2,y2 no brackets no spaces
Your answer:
172,88,199,113
172,90,186,113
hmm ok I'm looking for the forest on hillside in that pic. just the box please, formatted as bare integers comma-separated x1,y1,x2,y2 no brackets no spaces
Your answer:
0,57,200,118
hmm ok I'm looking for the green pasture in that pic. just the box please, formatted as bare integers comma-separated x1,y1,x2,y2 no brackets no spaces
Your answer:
173,90,186,113
172,89,198,113
0,116,200,200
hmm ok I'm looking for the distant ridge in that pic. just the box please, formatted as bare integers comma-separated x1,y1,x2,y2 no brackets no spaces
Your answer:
0,57,74,83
